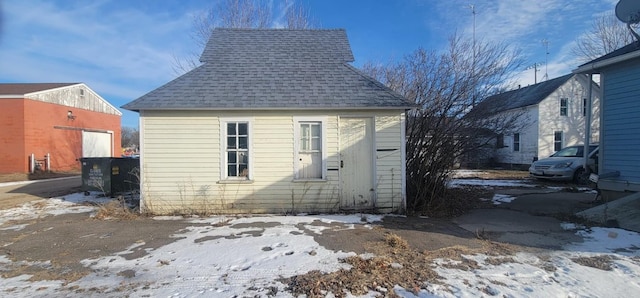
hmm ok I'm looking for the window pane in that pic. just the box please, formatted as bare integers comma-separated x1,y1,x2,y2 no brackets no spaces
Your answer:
238,136,248,149
560,98,568,116
312,138,320,151
238,123,248,135
238,164,248,177
228,165,237,176
227,137,236,149
311,124,320,137
240,152,248,163
224,121,250,179
554,131,563,151
227,123,236,135
301,124,309,138
554,132,562,141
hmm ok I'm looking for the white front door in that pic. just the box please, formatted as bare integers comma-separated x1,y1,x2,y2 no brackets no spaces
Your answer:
339,117,374,209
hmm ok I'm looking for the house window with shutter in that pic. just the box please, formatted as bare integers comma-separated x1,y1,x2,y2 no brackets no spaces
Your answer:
560,98,568,116
294,117,326,180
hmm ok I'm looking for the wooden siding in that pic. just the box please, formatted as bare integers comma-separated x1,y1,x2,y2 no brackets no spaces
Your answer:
27,84,121,116
374,114,404,210
600,60,640,190
140,110,405,214
494,106,538,165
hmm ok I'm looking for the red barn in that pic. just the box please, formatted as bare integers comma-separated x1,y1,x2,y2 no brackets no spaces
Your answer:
0,83,122,174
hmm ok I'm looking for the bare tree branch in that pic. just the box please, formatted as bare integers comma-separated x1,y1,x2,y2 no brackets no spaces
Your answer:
173,0,315,75
121,126,140,148
284,0,314,29
572,13,638,62
362,33,525,215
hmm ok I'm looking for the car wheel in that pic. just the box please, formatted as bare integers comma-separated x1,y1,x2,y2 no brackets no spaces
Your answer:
573,167,588,185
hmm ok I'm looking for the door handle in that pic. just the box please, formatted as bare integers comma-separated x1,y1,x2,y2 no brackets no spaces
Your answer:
340,160,344,168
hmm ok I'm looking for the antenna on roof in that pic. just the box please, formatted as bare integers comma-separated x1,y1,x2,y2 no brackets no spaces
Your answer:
615,0,640,44
541,39,549,81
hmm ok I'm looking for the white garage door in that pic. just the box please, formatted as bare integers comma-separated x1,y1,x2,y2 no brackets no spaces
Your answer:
82,131,112,157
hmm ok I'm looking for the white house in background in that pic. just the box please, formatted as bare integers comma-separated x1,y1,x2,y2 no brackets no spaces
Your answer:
472,74,600,167
123,29,413,215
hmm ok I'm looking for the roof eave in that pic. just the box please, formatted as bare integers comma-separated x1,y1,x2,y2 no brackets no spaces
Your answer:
573,50,640,74
122,106,416,113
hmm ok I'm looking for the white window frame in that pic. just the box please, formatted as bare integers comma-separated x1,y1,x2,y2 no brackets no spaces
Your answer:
293,116,327,181
220,117,253,181
554,131,563,152
560,98,568,116
513,133,520,152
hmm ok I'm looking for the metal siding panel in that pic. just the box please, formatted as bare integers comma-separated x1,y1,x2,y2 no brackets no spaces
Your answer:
601,62,640,183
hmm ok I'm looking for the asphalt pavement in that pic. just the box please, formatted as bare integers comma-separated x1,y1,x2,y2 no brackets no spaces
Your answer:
453,187,599,249
0,176,81,210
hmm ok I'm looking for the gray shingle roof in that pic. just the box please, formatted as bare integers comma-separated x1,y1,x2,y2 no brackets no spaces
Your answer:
577,42,640,68
123,28,412,111
201,28,354,64
469,74,574,115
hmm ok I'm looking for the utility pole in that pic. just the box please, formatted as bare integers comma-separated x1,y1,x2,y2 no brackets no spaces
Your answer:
468,4,477,107
526,63,541,84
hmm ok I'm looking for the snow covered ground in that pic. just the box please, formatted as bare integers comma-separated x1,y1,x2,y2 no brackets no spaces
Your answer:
1,184,640,297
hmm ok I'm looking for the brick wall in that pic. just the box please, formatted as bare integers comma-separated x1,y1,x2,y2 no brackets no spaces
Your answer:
0,98,121,174
0,99,27,173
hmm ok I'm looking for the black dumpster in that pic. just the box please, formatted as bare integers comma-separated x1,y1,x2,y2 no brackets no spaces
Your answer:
81,157,140,196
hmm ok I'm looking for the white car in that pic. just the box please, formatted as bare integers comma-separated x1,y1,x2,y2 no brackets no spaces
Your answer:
529,145,598,184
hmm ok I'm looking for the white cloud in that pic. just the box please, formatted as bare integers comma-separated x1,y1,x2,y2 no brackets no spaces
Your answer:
431,0,616,87
0,1,197,109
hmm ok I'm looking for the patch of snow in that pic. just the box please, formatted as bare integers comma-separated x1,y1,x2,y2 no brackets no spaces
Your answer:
491,194,516,205
0,197,96,227
425,251,640,298
450,170,489,178
2,192,640,297
561,222,586,230
564,227,640,256
71,215,359,297
449,179,535,188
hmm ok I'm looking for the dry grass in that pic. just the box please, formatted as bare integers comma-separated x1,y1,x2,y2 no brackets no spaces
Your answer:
571,255,617,271
385,233,409,249
94,200,139,220
281,233,522,297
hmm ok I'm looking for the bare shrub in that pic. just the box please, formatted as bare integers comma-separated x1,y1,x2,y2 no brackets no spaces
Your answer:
384,233,409,249
94,199,139,220
362,33,525,216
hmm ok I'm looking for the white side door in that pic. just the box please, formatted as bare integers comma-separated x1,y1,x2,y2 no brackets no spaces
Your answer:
339,117,374,209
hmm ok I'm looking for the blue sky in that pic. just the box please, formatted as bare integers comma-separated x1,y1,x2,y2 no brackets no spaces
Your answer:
0,0,619,127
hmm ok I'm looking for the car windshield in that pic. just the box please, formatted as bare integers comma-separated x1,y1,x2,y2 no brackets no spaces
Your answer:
552,146,597,157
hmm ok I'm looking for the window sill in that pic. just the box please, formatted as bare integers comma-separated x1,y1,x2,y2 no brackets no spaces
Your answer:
292,179,327,183
217,179,254,184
